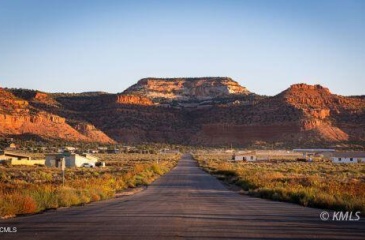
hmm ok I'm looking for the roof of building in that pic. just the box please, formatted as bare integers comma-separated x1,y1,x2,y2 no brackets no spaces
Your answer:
46,153,71,156
293,149,335,152
235,151,256,156
2,151,31,159
332,152,365,158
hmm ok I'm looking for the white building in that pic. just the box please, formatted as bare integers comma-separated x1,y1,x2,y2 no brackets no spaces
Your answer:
331,152,365,163
45,153,98,168
233,152,257,161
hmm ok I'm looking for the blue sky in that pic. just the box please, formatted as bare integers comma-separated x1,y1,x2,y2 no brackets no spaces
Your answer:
0,0,364,96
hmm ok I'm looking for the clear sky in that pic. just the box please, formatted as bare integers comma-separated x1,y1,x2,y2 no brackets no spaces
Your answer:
0,0,364,96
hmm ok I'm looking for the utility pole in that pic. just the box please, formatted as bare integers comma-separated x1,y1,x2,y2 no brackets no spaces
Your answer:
61,157,65,186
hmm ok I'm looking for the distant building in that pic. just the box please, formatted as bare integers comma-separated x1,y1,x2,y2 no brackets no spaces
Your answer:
293,148,335,158
0,151,44,166
86,149,99,154
106,149,120,154
45,153,98,168
0,151,31,160
4,143,17,151
97,147,108,153
293,149,336,152
233,152,257,161
64,146,77,153
160,149,180,154
331,152,365,163
8,143,17,149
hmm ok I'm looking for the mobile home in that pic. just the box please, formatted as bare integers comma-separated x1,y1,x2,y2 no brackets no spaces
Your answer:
331,152,365,163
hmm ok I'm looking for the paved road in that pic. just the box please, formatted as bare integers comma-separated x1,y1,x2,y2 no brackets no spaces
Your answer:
1,154,364,239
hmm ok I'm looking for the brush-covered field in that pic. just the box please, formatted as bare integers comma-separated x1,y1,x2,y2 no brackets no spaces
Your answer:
195,154,365,212
0,153,180,218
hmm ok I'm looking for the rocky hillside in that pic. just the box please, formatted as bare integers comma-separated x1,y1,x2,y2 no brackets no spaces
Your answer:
192,83,365,147
2,79,364,148
0,88,115,144
123,77,251,102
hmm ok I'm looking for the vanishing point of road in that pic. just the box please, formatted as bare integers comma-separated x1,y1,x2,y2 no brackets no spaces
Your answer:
1,154,364,239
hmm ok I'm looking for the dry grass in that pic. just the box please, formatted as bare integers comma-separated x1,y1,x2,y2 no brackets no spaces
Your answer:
195,154,365,212
0,153,180,217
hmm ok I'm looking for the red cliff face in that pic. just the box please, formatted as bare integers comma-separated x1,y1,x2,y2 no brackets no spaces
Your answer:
282,83,365,120
273,83,363,142
34,92,48,100
0,88,115,143
0,112,88,141
2,80,364,147
116,94,153,105
282,84,334,118
189,83,364,146
33,92,59,106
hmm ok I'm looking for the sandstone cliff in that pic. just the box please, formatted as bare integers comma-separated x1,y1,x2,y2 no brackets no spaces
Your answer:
116,94,153,105
123,77,251,102
189,83,364,146
1,88,115,143
2,79,365,147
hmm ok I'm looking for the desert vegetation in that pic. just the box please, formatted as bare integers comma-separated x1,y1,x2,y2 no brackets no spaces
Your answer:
0,153,180,218
195,154,365,212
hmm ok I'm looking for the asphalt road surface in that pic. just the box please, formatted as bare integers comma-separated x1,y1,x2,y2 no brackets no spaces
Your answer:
1,154,364,239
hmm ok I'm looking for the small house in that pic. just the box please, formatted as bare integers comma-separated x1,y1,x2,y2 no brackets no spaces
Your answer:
45,153,98,168
331,152,365,163
8,143,17,150
63,146,77,153
86,149,99,154
106,149,120,154
97,147,108,153
233,152,257,161
160,149,180,154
